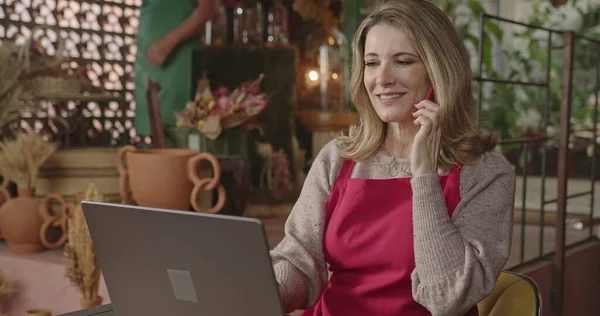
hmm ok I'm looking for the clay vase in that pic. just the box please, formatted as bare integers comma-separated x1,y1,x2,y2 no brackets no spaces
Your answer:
0,188,45,254
24,309,52,316
80,296,103,309
118,145,226,213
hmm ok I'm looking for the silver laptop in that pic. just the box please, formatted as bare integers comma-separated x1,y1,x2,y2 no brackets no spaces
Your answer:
81,201,286,316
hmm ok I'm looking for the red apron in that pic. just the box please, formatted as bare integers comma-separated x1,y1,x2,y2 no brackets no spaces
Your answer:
300,159,478,316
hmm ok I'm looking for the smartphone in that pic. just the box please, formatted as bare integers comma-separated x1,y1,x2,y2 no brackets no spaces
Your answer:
425,86,435,103
424,85,439,169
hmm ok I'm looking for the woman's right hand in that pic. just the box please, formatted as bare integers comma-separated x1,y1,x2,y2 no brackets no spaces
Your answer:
146,36,175,67
145,0,217,67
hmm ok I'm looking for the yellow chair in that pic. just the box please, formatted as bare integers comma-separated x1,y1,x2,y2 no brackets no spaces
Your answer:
477,271,542,316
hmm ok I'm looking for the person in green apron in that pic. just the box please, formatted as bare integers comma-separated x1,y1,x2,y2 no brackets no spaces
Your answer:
134,0,215,139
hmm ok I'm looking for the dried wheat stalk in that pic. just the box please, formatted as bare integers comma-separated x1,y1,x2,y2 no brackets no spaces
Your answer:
64,183,104,300
0,41,27,95
0,85,24,134
0,41,29,137
0,37,86,139
0,268,14,297
0,130,57,188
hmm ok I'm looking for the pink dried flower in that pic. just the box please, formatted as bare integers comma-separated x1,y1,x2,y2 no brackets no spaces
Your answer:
217,95,236,114
241,73,265,94
256,142,274,158
270,149,293,200
213,86,230,98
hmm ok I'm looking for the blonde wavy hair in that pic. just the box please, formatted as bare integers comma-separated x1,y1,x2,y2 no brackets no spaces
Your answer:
337,0,498,169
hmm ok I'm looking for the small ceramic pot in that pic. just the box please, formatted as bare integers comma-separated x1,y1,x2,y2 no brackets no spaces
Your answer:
80,296,103,309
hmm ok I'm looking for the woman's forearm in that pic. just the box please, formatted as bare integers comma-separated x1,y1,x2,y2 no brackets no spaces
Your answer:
409,153,515,316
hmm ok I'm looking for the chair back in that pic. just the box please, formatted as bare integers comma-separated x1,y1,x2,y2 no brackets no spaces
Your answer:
477,271,542,316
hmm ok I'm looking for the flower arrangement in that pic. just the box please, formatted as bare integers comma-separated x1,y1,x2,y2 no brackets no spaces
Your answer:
0,130,58,189
257,142,293,201
174,73,268,140
64,183,104,305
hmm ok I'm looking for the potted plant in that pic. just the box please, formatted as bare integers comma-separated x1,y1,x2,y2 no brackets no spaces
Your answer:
0,131,57,253
64,183,104,309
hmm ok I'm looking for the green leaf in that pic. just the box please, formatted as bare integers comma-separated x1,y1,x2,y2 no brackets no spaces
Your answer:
466,33,479,52
482,31,493,72
523,26,537,39
484,20,504,41
456,24,470,39
467,0,485,18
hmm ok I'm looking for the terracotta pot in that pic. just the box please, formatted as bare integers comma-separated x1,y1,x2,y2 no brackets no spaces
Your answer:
80,296,103,309
24,308,52,316
0,188,45,254
118,145,226,213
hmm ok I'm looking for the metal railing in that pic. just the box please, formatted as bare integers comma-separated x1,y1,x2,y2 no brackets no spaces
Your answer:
476,13,600,315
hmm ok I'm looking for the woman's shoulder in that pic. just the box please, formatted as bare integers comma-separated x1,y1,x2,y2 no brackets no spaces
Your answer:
466,150,513,168
310,139,347,188
460,150,516,186
315,138,343,161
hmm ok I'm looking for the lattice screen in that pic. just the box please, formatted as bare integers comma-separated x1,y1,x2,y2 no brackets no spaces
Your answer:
0,0,142,146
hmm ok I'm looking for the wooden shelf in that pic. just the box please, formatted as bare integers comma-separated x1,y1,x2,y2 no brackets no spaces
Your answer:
296,110,359,133
27,93,124,102
36,148,122,203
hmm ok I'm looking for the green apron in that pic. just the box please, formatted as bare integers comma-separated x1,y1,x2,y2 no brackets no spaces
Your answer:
134,0,198,136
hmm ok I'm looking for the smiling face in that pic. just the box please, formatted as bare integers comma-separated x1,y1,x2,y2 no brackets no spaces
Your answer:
363,23,431,124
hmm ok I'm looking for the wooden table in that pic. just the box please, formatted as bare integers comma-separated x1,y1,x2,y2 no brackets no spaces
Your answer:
0,243,111,316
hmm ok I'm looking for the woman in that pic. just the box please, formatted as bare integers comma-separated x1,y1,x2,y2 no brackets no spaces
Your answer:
270,1,515,315
134,0,215,138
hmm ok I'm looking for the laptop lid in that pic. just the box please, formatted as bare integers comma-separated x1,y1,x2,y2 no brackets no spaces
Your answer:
81,201,285,316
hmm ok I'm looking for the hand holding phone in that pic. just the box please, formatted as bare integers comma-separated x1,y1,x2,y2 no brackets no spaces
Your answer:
425,86,435,103
410,85,441,176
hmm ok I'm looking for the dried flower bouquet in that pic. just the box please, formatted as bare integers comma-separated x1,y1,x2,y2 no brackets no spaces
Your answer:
174,73,268,140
